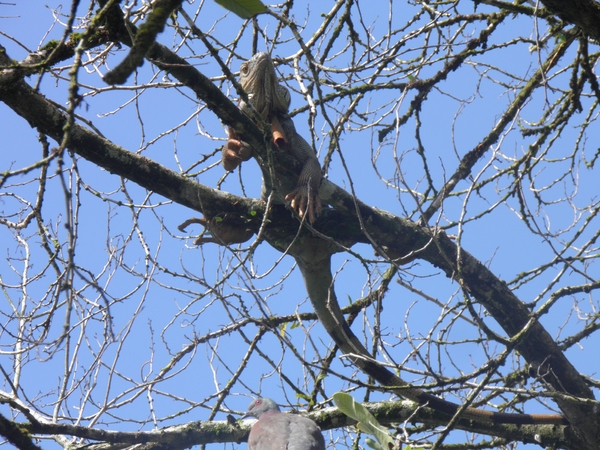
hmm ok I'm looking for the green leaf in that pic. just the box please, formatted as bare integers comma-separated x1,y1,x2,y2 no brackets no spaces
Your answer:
365,437,384,450
315,372,327,383
333,393,395,450
295,393,311,402
279,322,287,336
213,0,267,19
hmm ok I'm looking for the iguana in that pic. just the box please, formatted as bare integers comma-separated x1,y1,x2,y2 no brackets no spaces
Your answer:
183,53,569,430
222,52,322,224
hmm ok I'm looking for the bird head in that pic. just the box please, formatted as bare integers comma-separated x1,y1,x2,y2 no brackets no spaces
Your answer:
243,397,281,419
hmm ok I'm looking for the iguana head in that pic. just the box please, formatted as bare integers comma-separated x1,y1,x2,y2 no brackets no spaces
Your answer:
239,52,290,120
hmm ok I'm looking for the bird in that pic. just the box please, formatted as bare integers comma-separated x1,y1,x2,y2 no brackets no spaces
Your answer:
243,397,326,450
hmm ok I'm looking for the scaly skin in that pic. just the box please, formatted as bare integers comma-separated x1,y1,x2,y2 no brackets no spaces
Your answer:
223,53,322,223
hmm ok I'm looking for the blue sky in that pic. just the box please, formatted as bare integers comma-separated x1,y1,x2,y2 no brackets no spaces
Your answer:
1,1,599,449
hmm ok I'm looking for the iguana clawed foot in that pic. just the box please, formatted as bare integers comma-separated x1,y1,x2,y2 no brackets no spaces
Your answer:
285,185,322,224
178,216,254,245
222,118,287,172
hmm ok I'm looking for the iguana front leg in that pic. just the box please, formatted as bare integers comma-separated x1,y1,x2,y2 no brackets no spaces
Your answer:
279,115,322,223
222,115,322,222
222,116,287,172
222,125,253,172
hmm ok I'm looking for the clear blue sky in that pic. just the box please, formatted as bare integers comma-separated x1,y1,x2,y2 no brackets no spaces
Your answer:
1,2,598,449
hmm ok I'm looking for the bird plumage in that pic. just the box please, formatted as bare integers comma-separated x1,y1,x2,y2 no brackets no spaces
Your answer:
244,398,326,450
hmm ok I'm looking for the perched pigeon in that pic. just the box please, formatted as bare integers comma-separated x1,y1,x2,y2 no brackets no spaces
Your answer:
243,398,326,450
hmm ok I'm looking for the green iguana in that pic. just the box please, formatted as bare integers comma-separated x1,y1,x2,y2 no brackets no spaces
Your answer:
226,55,571,430
183,54,569,431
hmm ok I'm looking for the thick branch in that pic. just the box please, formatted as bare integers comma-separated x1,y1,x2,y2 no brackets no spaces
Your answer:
539,0,600,43
288,236,571,427
103,0,185,85
0,61,262,228
294,195,599,444
14,401,571,449
2,42,596,445
0,413,42,450
2,8,599,443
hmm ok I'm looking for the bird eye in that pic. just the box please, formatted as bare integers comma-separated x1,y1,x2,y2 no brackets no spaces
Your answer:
241,63,248,74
